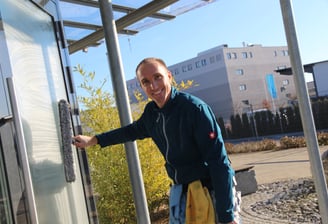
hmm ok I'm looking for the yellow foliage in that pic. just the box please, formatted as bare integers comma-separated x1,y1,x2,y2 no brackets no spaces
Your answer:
74,65,170,223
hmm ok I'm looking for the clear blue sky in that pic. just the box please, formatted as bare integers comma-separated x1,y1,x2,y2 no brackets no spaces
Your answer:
67,0,328,95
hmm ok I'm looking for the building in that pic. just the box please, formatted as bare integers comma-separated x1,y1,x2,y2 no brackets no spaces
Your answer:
277,60,328,98
127,44,296,122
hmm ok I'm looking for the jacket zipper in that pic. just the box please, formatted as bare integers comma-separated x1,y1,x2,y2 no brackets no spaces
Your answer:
160,113,178,183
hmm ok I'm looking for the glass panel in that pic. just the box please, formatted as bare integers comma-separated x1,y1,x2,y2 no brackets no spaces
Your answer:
60,0,218,41
0,1,89,223
1,44,28,223
0,133,14,224
0,122,29,224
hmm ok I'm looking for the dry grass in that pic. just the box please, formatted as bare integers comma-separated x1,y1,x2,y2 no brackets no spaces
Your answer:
226,132,328,154
225,138,279,154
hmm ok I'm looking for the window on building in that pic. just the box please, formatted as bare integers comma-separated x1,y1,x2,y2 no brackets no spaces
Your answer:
195,61,201,68
239,84,247,91
174,68,179,75
182,65,187,72
277,65,287,70
286,93,291,98
274,50,278,56
226,53,231,59
242,100,249,105
249,52,253,58
282,79,289,86
282,50,289,56
216,54,221,61
231,52,237,59
280,86,286,92
210,56,215,64
242,52,248,58
201,59,207,66
188,64,192,71
235,69,244,75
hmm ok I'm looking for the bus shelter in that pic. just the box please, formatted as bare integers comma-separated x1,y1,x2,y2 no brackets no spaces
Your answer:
0,0,327,223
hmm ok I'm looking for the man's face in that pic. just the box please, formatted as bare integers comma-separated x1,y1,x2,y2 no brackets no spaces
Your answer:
137,61,172,108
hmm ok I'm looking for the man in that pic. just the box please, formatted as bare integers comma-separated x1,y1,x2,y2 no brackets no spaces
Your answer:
73,57,240,223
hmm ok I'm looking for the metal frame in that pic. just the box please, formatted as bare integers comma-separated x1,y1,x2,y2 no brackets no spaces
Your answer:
46,0,328,222
59,0,177,54
7,77,39,224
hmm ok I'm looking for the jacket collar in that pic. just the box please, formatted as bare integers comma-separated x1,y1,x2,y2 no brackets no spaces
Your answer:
153,87,177,113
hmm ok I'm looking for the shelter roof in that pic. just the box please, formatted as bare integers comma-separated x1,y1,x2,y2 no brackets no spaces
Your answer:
55,0,217,54
276,60,328,75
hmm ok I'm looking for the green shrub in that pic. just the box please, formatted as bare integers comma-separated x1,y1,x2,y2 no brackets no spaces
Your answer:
137,139,170,221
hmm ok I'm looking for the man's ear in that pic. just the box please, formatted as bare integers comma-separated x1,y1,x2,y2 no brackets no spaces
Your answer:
167,71,173,81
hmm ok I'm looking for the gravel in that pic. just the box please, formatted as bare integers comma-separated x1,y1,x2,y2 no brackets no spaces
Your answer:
153,177,325,224
243,178,323,224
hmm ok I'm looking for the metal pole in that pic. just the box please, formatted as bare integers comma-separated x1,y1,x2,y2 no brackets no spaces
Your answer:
97,0,150,223
279,1,328,223
250,104,258,139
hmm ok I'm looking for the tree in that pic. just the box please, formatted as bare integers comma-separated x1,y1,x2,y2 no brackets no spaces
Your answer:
217,117,228,139
230,114,243,138
241,113,252,138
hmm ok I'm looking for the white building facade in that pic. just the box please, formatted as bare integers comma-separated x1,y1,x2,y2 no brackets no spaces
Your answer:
312,61,328,97
127,44,296,122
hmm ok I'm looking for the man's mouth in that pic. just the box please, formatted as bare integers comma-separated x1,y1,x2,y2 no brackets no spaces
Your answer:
152,89,163,96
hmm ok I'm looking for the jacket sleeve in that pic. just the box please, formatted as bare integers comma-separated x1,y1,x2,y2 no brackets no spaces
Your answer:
193,104,235,223
95,111,150,148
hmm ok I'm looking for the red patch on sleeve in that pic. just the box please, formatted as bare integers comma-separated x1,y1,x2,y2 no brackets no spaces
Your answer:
209,131,216,139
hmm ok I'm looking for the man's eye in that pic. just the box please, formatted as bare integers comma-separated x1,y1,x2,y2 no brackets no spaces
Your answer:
155,75,162,80
142,80,150,86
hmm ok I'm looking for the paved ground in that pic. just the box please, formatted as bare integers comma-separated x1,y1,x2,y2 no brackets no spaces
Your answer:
229,146,327,224
229,146,327,185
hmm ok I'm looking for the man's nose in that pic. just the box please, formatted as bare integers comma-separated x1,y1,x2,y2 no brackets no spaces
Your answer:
150,80,157,89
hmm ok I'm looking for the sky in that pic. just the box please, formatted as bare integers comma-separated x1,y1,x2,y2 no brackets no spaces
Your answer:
65,0,328,96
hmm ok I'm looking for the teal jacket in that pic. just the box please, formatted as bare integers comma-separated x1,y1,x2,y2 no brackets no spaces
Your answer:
96,87,236,223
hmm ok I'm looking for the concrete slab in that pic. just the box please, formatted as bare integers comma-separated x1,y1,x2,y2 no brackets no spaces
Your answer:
229,146,328,185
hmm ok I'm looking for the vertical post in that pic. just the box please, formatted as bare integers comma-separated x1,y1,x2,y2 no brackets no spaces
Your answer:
280,1,328,223
97,0,150,223
250,104,258,139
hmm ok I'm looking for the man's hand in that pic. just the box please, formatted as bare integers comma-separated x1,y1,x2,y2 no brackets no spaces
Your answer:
72,135,98,148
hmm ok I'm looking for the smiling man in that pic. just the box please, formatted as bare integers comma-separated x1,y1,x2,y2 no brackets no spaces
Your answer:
73,57,240,224
136,58,173,108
